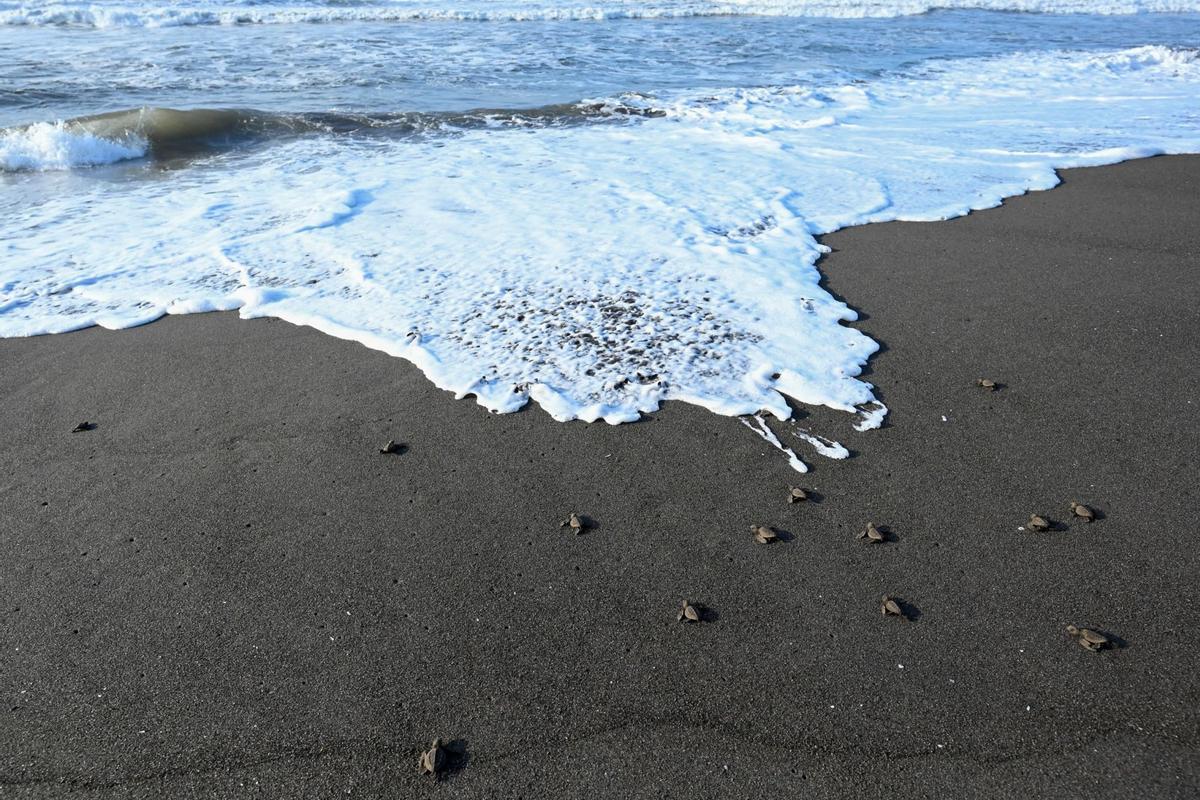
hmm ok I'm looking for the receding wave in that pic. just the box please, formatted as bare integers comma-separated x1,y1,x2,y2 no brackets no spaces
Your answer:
2,0,1199,28
1,45,1198,433
0,101,666,171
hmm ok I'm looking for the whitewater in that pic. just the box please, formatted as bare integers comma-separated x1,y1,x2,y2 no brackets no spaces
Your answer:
2,4,1200,460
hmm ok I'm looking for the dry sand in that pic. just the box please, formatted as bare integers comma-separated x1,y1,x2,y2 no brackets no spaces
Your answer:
1,155,1198,798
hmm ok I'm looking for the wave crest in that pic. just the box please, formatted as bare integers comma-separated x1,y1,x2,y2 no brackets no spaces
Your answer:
2,0,1200,29
0,121,147,171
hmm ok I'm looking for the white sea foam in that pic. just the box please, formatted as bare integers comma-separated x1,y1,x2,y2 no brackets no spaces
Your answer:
2,0,1199,27
2,46,1199,430
0,122,147,171
743,416,809,473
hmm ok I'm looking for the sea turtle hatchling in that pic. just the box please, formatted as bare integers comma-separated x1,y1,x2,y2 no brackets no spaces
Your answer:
1066,625,1110,652
788,487,809,504
561,513,587,534
1027,514,1051,532
751,524,779,544
1069,501,1095,523
881,595,905,619
859,522,886,544
678,599,701,623
976,378,998,391
378,439,404,455
418,737,446,777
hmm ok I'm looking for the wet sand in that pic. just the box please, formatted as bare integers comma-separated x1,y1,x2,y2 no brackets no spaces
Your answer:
1,155,1198,798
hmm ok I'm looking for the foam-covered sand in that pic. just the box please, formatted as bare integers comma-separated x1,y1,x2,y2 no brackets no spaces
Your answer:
1,156,1197,796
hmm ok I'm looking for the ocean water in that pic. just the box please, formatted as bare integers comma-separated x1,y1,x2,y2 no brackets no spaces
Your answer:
2,3,1199,462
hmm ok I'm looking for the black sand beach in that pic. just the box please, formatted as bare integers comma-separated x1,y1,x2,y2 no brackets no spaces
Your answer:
1,155,1198,798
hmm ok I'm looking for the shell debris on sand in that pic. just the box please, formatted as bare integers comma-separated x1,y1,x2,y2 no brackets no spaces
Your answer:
788,486,809,503
71,421,94,432
378,439,405,455
976,378,999,391
1027,514,1051,532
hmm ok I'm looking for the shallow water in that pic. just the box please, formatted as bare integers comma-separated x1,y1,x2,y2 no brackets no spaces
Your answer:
2,3,1200,460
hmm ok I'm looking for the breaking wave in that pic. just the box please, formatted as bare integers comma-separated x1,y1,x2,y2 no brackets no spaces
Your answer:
0,101,666,171
2,0,1199,28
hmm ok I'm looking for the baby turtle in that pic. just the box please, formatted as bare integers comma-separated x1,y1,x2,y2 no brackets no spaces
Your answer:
418,737,446,777
1066,624,1110,652
1027,514,1051,532
859,522,886,544
1069,501,1095,523
881,595,905,619
976,378,998,391
677,599,701,623
788,487,809,504
560,513,587,534
71,421,93,433
378,439,404,455
751,524,779,544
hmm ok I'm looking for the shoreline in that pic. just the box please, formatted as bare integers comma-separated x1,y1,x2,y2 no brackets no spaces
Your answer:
1,155,1198,798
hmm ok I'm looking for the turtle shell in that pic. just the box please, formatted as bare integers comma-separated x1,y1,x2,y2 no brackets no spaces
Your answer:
752,525,778,544
678,600,701,623
1070,502,1095,522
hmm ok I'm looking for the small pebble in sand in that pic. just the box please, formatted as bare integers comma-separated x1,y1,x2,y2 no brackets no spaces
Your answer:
788,487,809,503
561,513,587,534
378,439,405,455
71,421,93,433
1069,501,1095,522
678,599,702,623
859,522,886,544
881,595,905,619
751,524,779,544
1066,624,1110,652
1027,514,1051,532
418,738,446,777
976,378,999,391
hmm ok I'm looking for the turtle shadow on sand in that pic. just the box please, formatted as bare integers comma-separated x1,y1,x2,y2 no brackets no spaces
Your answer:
560,513,598,534
884,597,922,622
796,489,825,504
898,599,921,622
769,527,797,543
378,439,408,455
678,601,720,624
1027,516,1068,533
